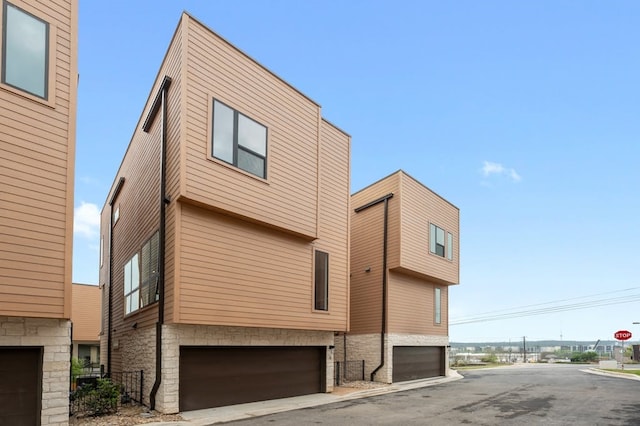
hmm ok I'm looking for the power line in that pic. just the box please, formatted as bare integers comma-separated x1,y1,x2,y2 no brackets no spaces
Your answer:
450,290,640,326
451,286,640,322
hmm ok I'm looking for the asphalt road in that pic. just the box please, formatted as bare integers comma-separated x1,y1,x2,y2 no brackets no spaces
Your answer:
226,364,640,425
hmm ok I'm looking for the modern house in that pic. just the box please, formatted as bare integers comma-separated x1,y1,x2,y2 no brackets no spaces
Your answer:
71,283,100,369
336,171,459,383
0,0,78,424
99,12,350,413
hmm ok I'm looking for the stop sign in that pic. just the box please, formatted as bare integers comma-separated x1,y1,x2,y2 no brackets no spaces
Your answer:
614,330,632,340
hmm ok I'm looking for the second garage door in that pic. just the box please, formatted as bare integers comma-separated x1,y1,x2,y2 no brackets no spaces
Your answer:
392,346,444,382
179,346,325,411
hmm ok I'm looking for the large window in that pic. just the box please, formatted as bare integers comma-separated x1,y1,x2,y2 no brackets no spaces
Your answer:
1,1,49,99
314,250,329,311
434,287,441,324
212,99,267,178
430,223,454,260
124,231,159,315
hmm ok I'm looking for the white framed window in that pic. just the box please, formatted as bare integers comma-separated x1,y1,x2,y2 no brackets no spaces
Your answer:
113,205,120,224
314,250,329,311
1,1,49,99
429,223,445,257
212,99,267,178
435,287,441,324
124,254,139,315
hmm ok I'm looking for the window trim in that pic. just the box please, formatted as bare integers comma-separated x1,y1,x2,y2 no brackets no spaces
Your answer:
434,287,442,325
208,97,268,181
0,0,56,106
123,231,159,316
313,250,329,312
124,253,139,315
429,222,454,261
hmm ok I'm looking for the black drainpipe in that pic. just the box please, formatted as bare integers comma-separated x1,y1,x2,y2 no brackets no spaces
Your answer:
143,75,172,410
354,193,393,382
107,176,125,376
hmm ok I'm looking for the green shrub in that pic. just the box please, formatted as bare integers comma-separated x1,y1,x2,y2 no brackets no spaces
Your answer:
71,357,84,383
72,378,120,416
481,354,498,363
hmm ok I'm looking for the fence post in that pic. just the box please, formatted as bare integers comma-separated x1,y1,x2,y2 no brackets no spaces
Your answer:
336,362,341,386
361,360,365,381
140,370,144,404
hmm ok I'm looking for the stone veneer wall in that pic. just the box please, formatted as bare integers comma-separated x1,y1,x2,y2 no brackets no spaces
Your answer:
0,316,71,426
155,324,335,414
340,333,449,384
118,326,156,407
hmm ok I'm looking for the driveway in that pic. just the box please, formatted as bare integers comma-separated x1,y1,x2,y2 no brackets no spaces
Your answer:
224,364,640,425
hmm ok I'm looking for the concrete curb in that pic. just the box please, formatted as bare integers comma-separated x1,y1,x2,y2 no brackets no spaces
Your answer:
149,372,464,425
582,368,640,381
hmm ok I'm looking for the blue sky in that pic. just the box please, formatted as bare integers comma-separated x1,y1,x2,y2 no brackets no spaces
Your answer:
73,1,640,343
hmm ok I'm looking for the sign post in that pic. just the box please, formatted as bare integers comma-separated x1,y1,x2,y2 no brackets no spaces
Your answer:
615,330,632,368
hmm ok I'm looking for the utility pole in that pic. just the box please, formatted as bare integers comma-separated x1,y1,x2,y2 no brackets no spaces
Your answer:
523,336,527,363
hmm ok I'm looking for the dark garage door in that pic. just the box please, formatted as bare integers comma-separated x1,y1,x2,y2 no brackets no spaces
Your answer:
393,346,444,382
0,347,42,426
179,346,325,411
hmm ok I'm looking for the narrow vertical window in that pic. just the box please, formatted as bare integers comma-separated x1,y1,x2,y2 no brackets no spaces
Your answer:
113,205,120,224
314,250,329,311
430,223,445,257
435,287,441,324
124,254,139,314
140,231,159,308
100,235,104,267
447,232,453,260
2,1,49,99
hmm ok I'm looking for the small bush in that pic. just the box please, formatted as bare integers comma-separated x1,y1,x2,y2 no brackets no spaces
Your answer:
71,378,120,416
71,357,84,383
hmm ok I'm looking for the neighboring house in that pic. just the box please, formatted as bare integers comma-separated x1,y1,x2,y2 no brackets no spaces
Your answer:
99,12,350,413
0,0,78,424
71,283,100,369
336,170,459,383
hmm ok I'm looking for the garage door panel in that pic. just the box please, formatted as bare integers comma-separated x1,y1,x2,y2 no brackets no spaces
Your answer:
0,347,42,426
393,346,444,382
180,346,324,411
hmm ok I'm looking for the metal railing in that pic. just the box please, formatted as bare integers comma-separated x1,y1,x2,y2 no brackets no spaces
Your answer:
69,370,143,416
335,360,365,386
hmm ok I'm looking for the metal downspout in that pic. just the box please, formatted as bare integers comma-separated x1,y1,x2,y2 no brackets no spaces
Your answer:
144,76,171,410
354,193,393,382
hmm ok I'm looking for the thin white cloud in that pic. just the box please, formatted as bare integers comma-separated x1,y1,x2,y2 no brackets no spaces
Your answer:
481,161,521,183
74,202,100,238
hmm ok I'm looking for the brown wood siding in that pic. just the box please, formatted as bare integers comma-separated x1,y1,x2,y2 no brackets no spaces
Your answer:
313,120,350,331
181,16,319,239
398,172,459,284
101,20,183,370
178,203,342,330
71,283,100,342
387,271,448,335
0,0,77,319
349,174,400,334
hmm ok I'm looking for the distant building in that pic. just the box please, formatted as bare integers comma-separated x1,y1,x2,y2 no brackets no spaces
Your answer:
71,283,100,368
